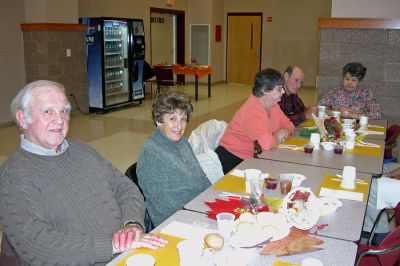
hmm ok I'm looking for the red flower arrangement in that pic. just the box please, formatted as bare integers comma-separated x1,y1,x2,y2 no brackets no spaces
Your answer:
321,117,344,143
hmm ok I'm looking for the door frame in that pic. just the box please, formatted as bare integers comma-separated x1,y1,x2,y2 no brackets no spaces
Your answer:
226,12,263,83
150,7,185,84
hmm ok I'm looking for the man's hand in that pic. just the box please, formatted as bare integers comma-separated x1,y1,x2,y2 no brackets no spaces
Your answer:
305,105,317,119
112,225,168,254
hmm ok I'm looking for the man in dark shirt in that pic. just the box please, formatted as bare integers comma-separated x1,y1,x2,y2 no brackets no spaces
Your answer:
279,66,316,125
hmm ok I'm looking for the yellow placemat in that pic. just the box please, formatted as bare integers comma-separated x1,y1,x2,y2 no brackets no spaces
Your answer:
273,258,301,266
368,125,385,133
115,233,184,266
316,173,370,202
211,174,246,194
343,144,381,157
299,119,316,127
283,137,309,147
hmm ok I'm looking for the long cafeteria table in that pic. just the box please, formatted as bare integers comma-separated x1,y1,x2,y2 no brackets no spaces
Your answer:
184,158,372,242
257,138,385,175
107,210,358,266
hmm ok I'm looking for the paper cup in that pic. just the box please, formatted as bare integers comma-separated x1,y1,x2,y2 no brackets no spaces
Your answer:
341,166,356,189
359,115,368,127
216,212,235,239
126,254,155,266
332,111,341,119
309,133,320,150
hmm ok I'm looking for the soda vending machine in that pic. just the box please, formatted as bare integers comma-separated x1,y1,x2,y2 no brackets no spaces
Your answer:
80,17,145,113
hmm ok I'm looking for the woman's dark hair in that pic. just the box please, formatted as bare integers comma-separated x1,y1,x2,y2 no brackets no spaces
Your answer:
252,68,284,97
342,62,367,81
152,91,193,124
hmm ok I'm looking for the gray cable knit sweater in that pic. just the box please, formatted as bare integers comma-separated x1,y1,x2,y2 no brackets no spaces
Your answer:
137,129,211,226
0,140,145,266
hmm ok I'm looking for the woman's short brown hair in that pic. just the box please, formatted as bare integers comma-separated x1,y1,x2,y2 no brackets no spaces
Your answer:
152,91,193,124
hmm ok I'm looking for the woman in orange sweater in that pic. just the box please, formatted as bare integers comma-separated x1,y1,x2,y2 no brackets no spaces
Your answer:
216,68,295,174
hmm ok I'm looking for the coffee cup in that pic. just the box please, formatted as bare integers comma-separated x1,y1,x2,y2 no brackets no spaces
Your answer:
345,133,356,149
318,106,327,119
341,166,356,189
332,111,341,120
309,133,320,150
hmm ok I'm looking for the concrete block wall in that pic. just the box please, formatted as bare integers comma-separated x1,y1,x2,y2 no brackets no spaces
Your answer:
317,27,400,126
22,29,88,115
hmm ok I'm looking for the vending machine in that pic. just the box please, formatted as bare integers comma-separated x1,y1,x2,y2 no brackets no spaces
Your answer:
130,19,146,101
80,17,145,113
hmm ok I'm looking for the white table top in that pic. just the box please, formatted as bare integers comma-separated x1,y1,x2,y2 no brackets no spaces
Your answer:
108,210,358,266
257,139,384,175
184,158,372,242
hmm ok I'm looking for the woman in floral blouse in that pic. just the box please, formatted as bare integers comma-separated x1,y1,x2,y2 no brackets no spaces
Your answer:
319,62,383,119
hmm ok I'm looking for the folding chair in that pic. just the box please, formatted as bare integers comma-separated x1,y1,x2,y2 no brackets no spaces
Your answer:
154,65,176,95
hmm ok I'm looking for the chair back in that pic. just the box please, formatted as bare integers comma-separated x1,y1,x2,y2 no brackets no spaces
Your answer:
155,66,175,87
384,124,400,159
377,226,400,266
395,202,400,227
125,163,155,232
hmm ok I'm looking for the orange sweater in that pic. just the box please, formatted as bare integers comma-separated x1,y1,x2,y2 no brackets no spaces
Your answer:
220,94,294,159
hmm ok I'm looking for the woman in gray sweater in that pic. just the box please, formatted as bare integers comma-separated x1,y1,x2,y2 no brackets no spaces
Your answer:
137,91,211,226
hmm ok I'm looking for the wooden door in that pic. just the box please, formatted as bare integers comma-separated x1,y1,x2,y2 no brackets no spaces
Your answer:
227,14,262,85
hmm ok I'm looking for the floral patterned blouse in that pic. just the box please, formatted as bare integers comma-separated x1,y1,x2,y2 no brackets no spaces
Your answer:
319,86,383,119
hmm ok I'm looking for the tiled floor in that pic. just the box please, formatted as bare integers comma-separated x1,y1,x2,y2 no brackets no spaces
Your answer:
0,83,316,172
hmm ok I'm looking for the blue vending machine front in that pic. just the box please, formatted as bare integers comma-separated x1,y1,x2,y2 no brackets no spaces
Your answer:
81,17,132,112
130,19,145,100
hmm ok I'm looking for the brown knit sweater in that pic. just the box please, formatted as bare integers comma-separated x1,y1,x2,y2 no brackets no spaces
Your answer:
0,140,145,265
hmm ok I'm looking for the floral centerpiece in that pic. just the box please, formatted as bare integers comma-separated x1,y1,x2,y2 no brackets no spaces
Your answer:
321,117,344,143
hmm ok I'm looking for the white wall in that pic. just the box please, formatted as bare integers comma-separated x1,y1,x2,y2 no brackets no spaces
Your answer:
332,0,400,18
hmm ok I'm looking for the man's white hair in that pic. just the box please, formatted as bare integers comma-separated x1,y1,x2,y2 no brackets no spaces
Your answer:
10,80,71,127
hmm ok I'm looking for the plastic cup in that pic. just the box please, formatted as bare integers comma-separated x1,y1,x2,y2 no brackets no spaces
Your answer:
334,144,344,154
304,144,314,154
126,254,155,266
279,174,294,195
359,115,368,126
345,133,356,149
244,169,262,193
177,240,203,266
317,106,326,119
216,212,235,239
265,178,278,189
249,177,264,200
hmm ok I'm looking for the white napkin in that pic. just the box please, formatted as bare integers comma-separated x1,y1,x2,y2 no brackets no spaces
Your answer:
230,169,245,177
160,221,217,241
377,176,400,209
319,187,363,202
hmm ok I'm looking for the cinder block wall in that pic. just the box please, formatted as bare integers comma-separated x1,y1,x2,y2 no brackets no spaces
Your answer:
317,27,400,126
22,28,88,115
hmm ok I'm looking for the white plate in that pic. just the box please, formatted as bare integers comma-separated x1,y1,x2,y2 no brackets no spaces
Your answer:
321,142,336,151
279,187,321,230
229,224,290,249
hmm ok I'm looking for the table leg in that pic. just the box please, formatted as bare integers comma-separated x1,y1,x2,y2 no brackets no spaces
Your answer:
195,75,199,101
208,74,211,98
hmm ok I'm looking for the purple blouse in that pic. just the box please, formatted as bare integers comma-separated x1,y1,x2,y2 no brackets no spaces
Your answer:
319,86,383,119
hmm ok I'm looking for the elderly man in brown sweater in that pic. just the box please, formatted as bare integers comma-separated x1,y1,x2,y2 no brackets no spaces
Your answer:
0,80,166,265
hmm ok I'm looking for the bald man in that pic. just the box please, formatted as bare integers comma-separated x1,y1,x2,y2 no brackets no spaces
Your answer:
279,66,316,125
